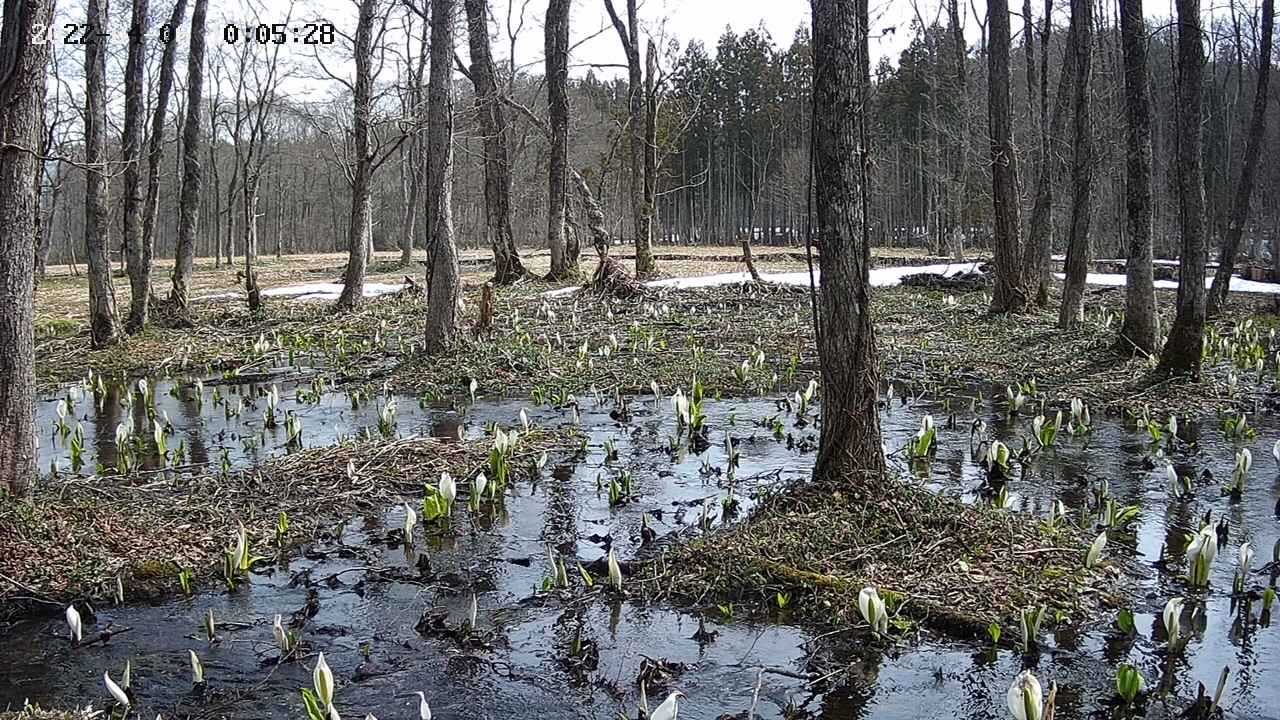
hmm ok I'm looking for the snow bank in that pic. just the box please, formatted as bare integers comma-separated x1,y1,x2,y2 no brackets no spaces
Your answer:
545,261,1280,298
1050,272,1280,295
543,262,983,298
195,281,408,303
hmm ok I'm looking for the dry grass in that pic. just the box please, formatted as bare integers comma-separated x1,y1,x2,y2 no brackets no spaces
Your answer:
35,246,1273,415
650,470,1115,637
0,708,91,720
0,432,567,619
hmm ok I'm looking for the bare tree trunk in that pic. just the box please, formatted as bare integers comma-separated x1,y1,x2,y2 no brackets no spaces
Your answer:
85,0,119,348
337,0,379,310
811,0,885,479
401,26,427,267
424,0,460,352
121,0,150,333
137,0,188,315
0,0,53,494
643,38,659,272
987,0,1028,313
1118,0,1159,353
170,0,205,310
1208,0,1273,315
465,0,529,284
604,0,655,278
1057,0,1094,328
1159,0,1208,376
545,0,573,280
1023,22,1074,305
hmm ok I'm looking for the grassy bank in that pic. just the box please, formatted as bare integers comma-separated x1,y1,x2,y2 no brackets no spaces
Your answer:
0,432,565,620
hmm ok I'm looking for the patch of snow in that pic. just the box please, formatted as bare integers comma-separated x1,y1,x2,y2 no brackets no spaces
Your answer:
544,262,983,297
1051,272,1280,295
195,281,408,303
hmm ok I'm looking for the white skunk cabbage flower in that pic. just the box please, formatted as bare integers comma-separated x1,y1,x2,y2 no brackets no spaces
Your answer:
1238,542,1255,575
650,691,685,720
1186,526,1218,586
1165,463,1181,497
1163,597,1184,647
1237,448,1253,475
519,408,530,432
671,389,690,425
402,504,417,541
1273,439,1280,464
189,649,205,684
439,472,457,511
472,473,488,499
1085,531,1107,568
1167,415,1178,437
415,691,432,720
857,587,889,634
803,379,818,403
607,548,623,591
65,605,82,643
104,671,130,708
1006,670,1043,720
313,652,334,706
273,614,290,652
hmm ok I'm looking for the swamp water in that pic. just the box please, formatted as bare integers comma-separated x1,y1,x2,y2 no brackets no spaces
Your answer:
4,377,1279,719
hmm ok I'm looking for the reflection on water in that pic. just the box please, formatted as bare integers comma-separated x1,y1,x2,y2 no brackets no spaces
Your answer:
8,379,1279,719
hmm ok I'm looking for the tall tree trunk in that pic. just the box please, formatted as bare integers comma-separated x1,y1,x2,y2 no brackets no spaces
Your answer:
1159,0,1208,376
140,0,189,294
337,0,379,310
1208,0,1273,315
1023,19,1074,305
401,27,428,267
811,0,885,479
423,0,460,352
170,0,205,311
987,0,1028,313
605,0,655,278
121,0,150,333
0,0,54,494
465,0,529,284
643,38,659,270
1118,0,1159,353
1057,0,1094,328
85,0,119,348
545,0,573,280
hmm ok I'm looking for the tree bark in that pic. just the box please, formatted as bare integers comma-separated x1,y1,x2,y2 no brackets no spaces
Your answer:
170,0,206,311
85,0,119,348
545,0,574,280
423,0,460,352
1159,0,1208,376
1207,0,1273,316
1117,0,1159,353
604,0,656,278
0,0,54,495
138,0,189,312
987,0,1028,313
810,0,885,479
121,0,150,333
336,0,379,310
464,0,529,284
1023,14,1073,305
1057,0,1094,328
401,25,427,266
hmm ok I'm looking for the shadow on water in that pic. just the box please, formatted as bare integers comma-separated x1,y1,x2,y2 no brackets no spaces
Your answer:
6,378,1279,718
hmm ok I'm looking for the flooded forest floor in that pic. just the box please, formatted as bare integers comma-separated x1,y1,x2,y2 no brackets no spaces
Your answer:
6,246,1280,719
